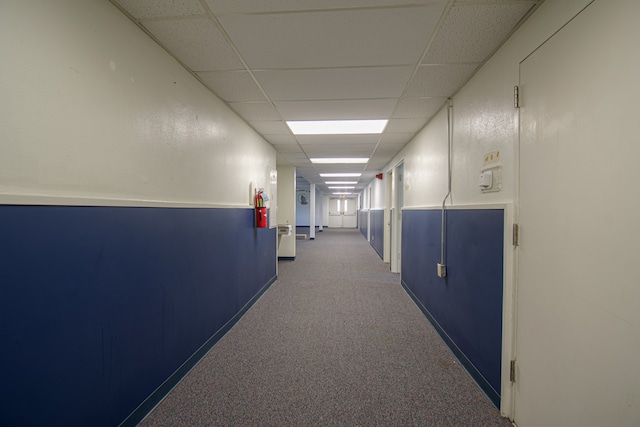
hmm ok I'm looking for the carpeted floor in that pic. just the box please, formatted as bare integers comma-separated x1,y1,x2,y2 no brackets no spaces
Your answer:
140,228,512,426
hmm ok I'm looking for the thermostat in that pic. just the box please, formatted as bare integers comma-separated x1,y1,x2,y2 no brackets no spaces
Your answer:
479,170,493,190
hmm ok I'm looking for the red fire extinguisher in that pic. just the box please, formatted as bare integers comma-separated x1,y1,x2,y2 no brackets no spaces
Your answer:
255,190,268,228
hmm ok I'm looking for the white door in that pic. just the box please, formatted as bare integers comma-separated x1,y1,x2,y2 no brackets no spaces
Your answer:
328,197,357,228
384,170,392,263
391,162,404,273
515,3,640,426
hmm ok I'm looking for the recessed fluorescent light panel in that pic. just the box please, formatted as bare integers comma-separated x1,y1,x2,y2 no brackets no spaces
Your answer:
333,192,353,195
319,173,362,178
287,120,387,135
328,186,355,189
325,181,358,185
310,158,369,164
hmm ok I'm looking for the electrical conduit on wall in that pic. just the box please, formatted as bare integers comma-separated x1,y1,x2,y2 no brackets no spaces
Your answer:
439,99,454,278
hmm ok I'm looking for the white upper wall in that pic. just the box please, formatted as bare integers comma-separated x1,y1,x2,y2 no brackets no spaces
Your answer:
399,106,450,208
0,0,276,207
369,175,387,210
276,165,296,257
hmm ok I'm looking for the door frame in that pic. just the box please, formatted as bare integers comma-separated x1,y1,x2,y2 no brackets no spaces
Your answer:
390,160,404,273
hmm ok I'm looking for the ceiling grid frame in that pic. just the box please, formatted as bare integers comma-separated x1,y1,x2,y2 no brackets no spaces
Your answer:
110,0,543,192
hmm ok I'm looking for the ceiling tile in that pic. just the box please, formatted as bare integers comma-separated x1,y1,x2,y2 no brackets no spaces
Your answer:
143,18,243,71
404,64,479,98
296,135,380,145
276,152,291,166
272,144,304,153
229,102,280,121
302,144,375,157
312,164,368,173
205,0,443,14
113,0,541,191
301,148,375,157
263,134,298,145
114,0,205,20
367,158,392,169
281,153,310,162
394,97,447,119
385,118,428,133
197,71,267,102
374,143,408,155
254,67,413,101
216,6,444,69
274,99,397,120
249,120,290,134
302,146,375,157
423,3,535,64
378,133,414,145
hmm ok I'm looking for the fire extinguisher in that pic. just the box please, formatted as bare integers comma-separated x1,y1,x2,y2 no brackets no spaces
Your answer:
255,190,268,228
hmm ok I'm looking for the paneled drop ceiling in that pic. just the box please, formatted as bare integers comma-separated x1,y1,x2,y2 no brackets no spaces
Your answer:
111,0,542,193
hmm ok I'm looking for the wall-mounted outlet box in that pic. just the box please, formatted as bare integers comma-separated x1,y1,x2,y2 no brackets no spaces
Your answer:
437,263,447,278
480,151,502,193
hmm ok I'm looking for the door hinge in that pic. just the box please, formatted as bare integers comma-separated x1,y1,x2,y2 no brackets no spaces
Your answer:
510,360,517,383
514,85,520,108
512,223,520,246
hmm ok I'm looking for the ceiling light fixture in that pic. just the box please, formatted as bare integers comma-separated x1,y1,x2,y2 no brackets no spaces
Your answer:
328,186,355,189
319,173,362,178
310,158,369,164
332,192,353,195
287,120,388,135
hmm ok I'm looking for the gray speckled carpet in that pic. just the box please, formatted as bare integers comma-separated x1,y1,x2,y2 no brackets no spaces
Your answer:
140,228,512,427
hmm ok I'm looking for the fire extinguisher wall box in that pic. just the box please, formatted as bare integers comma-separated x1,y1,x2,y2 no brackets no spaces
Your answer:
254,190,268,228
256,207,268,228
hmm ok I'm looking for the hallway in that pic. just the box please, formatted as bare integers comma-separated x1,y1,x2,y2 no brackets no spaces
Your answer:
141,229,510,426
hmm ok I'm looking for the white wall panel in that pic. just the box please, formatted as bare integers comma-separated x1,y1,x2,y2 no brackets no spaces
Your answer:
276,165,296,257
397,107,449,209
449,69,515,205
0,0,275,207
315,188,324,228
370,176,386,210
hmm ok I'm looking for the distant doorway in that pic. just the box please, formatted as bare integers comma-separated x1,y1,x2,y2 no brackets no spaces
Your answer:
329,197,357,228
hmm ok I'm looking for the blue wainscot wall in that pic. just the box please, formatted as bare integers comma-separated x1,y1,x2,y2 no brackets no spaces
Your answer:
369,209,384,260
401,208,504,407
0,205,276,427
359,209,368,239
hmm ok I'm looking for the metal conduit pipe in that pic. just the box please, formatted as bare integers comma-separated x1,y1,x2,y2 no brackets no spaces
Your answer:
438,99,453,277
